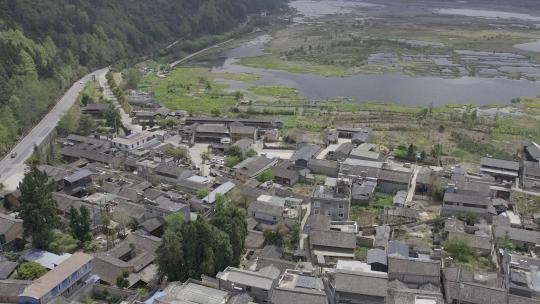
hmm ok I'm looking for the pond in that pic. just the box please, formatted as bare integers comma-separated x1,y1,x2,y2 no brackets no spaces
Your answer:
198,35,540,106
514,40,540,53
290,0,382,22
434,8,540,22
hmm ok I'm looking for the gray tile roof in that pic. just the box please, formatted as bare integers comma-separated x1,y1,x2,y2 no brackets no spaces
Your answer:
374,225,391,249
388,240,409,257
195,124,229,134
480,157,519,171
306,214,331,231
442,267,507,304
248,201,284,217
63,169,93,183
0,212,22,236
217,267,279,290
290,145,322,162
523,161,540,178
234,156,276,177
335,142,354,155
158,281,231,304
271,167,299,180
493,226,540,244
309,229,356,249
0,260,17,279
443,191,491,206
38,165,73,182
230,125,256,135
379,169,411,184
367,248,387,265
0,279,32,297
525,142,540,160
307,159,339,170
270,287,328,304
388,254,440,278
335,263,388,297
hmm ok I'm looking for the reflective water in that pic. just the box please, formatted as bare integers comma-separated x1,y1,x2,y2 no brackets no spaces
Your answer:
205,37,540,106
434,8,540,22
514,40,540,53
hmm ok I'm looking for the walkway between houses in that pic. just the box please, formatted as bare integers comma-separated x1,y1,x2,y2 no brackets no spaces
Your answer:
97,73,141,132
406,165,420,203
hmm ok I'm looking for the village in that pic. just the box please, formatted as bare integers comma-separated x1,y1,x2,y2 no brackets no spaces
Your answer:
0,69,539,304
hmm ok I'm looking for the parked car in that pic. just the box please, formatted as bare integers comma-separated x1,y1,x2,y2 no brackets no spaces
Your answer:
10,152,17,158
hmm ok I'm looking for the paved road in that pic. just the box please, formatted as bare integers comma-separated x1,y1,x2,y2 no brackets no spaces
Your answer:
169,39,234,68
0,68,109,190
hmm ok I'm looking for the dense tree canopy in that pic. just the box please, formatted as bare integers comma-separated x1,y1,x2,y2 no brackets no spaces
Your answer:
0,0,287,154
18,168,59,249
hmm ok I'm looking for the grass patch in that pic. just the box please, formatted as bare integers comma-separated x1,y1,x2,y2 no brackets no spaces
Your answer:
214,72,262,82
354,246,369,261
292,183,315,196
138,67,236,115
350,192,394,226
239,55,360,77
248,86,297,97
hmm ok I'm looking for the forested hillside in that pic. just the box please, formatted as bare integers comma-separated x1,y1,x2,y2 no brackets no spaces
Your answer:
0,0,287,153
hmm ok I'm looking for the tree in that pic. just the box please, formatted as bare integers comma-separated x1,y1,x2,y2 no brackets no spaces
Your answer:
444,238,474,263
78,115,96,136
17,262,47,279
264,225,287,247
124,68,142,90
245,149,257,158
226,145,243,158
234,91,243,101
225,156,241,168
112,211,132,238
210,199,247,266
430,143,443,166
257,170,274,183
406,144,415,160
495,233,515,251
104,105,121,132
156,221,186,281
156,215,235,281
211,108,221,117
196,188,209,199
116,271,130,289
164,146,190,164
286,222,301,250
49,232,79,253
69,206,92,244
18,167,59,249
438,125,445,133
458,212,480,226
432,179,447,201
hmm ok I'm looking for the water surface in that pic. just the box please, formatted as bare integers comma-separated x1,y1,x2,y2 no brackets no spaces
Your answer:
434,8,540,22
514,40,540,53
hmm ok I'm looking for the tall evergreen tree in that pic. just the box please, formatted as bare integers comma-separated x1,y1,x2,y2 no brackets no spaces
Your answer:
18,167,59,249
156,228,186,281
210,197,247,266
69,205,91,244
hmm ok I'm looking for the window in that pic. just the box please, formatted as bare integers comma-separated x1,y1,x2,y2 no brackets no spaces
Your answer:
313,201,320,208
339,212,344,218
314,209,319,215
338,203,344,209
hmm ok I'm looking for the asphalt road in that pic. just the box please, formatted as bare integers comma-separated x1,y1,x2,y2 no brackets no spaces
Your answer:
0,67,109,190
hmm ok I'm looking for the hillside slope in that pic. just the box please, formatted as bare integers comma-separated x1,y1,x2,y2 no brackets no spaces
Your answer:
0,0,287,153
